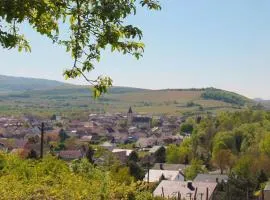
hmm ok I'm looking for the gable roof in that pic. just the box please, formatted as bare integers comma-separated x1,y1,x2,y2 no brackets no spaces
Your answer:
152,163,189,171
136,137,157,148
144,169,183,182
194,174,228,183
149,145,163,153
153,180,217,199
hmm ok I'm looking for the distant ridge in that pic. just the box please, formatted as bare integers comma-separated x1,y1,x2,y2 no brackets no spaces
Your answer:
0,74,252,106
0,74,71,93
0,74,257,116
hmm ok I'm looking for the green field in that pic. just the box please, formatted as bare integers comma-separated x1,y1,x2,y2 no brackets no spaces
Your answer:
0,87,250,118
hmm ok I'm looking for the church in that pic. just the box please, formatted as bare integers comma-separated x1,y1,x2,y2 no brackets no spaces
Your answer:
127,107,152,129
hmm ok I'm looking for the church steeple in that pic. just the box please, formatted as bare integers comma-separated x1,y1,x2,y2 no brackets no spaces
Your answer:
127,106,133,126
128,106,133,114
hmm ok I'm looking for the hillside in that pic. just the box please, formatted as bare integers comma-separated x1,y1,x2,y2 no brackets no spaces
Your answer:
254,98,270,110
0,75,253,117
0,75,70,93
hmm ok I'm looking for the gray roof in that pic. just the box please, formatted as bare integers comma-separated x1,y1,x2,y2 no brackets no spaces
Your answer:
149,146,162,153
152,163,189,171
194,174,228,183
153,180,217,199
59,150,83,160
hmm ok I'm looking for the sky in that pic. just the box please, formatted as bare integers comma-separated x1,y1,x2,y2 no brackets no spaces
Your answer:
1,0,270,99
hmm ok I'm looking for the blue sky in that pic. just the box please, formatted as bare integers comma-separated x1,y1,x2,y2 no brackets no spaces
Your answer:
1,0,270,99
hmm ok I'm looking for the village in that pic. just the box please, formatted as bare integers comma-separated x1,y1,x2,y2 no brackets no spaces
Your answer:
0,107,235,199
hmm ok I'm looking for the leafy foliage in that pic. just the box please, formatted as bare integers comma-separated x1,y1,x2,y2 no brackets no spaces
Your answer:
201,88,249,106
154,146,166,163
180,122,194,134
184,159,206,180
166,139,192,164
181,110,270,198
0,153,160,200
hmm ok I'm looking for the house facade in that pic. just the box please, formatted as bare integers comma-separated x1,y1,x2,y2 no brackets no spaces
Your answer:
127,107,152,129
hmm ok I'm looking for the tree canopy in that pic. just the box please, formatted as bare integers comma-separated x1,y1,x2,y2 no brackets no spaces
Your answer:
0,153,161,199
0,0,161,97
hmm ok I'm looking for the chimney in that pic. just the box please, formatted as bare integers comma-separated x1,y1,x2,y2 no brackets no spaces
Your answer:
160,163,164,170
216,177,219,183
187,181,195,191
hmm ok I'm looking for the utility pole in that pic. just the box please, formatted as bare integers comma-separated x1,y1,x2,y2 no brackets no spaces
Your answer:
40,122,44,159
147,156,150,185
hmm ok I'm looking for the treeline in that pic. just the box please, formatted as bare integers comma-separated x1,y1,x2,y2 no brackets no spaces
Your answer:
201,88,249,106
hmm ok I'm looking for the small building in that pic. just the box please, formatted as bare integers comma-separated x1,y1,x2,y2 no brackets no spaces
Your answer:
80,135,92,143
100,141,116,151
127,107,152,129
144,169,185,183
58,150,83,161
136,137,158,148
153,180,217,199
112,148,133,163
56,115,62,121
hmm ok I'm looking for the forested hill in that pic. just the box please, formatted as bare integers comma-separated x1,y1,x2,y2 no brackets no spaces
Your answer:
0,75,70,93
201,88,251,106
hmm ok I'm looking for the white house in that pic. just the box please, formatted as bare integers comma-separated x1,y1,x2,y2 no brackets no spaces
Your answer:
143,169,184,183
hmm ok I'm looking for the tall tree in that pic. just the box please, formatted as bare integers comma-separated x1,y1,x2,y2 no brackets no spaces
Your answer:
212,149,235,174
128,161,144,180
59,129,69,143
86,145,95,164
184,159,206,180
128,151,139,163
154,146,166,163
0,0,161,97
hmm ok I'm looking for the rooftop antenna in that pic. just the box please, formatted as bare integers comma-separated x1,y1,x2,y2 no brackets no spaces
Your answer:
147,156,150,185
38,122,45,159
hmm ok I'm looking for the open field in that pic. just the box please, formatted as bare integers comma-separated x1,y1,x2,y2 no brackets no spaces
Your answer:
0,87,245,118
0,75,252,118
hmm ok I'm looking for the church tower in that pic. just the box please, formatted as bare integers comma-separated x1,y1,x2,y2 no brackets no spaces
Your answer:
127,106,133,126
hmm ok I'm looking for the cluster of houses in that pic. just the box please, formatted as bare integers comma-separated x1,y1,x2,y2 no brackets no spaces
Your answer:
1,109,229,199
2,110,270,199
143,163,228,199
0,107,187,159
